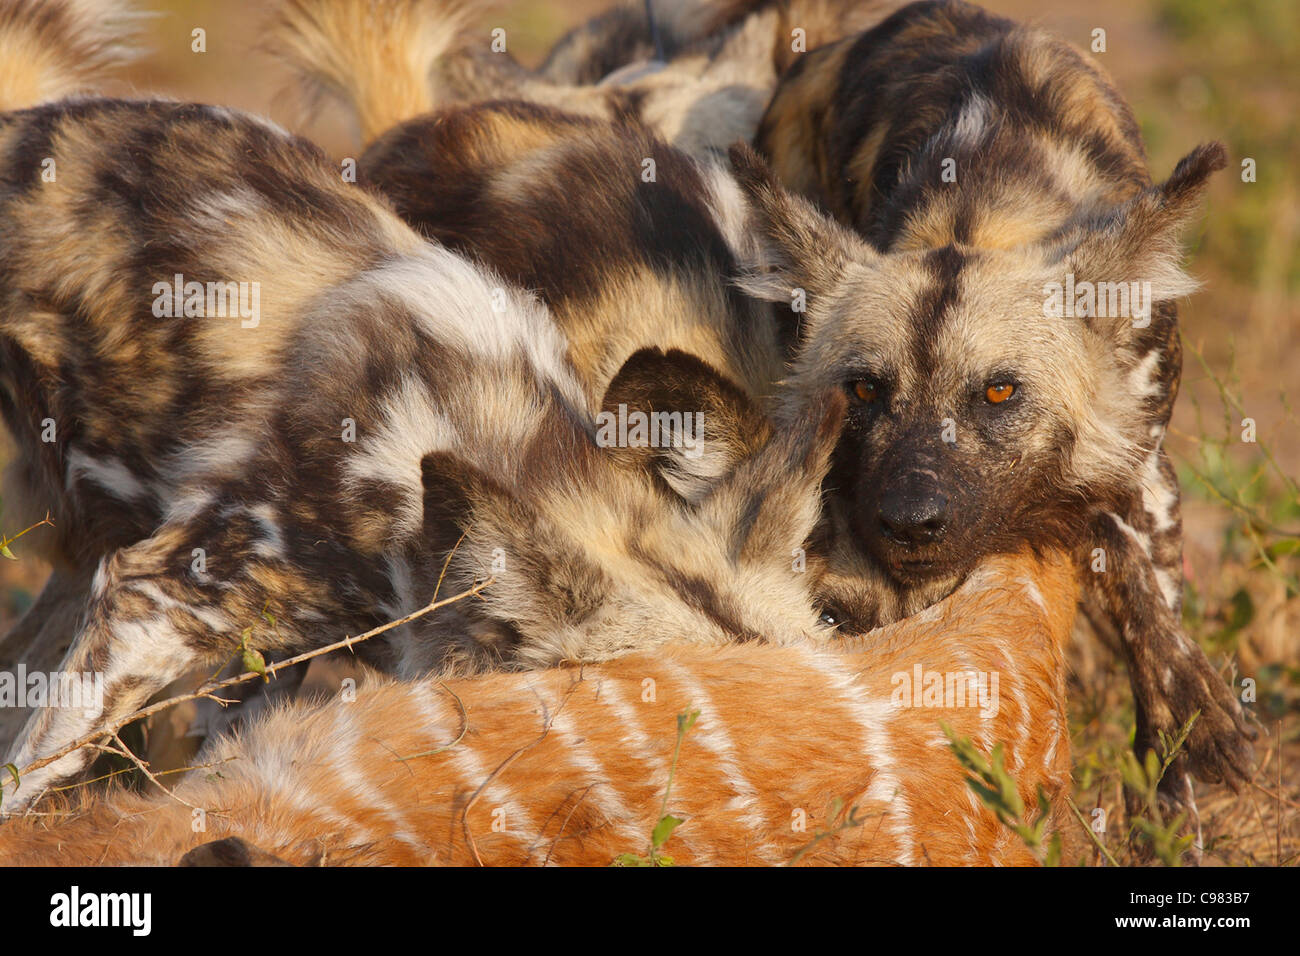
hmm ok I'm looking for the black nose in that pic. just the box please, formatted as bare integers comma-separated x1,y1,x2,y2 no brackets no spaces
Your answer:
878,481,948,545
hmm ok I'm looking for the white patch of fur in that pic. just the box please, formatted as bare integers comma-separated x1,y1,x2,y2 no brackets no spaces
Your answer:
990,635,1032,771
1155,569,1182,614
126,580,230,633
1139,448,1179,534
952,94,992,147
162,489,218,526
249,503,285,559
1108,510,1149,551
798,647,916,866
189,186,266,229
90,557,111,601
342,374,457,537
701,161,758,259
168,432,259,483
659,659,783,864
659,440,734,502
903,602,945,627
66,449,149,502
364,249,585,410
102,615,200,687
1017,576,1047,614
1127,349,1163,401
1043,711,1060,769
958,561,1002,597
3,713,102,804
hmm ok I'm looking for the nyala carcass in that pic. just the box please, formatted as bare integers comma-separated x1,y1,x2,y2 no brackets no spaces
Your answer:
0,549,1078,867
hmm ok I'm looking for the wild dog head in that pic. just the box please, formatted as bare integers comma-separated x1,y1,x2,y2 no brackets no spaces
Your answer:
730,142,1225,595
416,345,848,669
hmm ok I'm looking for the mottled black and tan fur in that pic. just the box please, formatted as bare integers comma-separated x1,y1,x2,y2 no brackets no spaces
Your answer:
268,0,897,159
277,0,1254,820
0,2,849,810
752,0,1253,806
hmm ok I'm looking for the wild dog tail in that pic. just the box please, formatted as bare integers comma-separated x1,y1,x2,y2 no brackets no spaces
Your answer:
0,0,143,111
268,0,485,145
538,1,773,84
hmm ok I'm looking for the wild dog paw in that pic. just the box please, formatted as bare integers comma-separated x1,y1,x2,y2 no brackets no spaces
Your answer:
1133,630,1257,790
0,749,89,816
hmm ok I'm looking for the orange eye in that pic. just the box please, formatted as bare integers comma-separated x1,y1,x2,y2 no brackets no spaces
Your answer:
852,380,879,403
986,383,1016,404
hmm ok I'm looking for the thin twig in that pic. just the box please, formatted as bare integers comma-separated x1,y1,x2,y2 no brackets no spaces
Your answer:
103,732,203,812
5,578,494,794
461,677,583,866
1067,796,1121,867
395,683,468,762
0,512,55,556
541,785,597,867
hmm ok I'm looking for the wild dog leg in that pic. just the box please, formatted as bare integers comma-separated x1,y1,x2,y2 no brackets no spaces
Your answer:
0,566,95,753
1082,491,1255,803
1,505,374,812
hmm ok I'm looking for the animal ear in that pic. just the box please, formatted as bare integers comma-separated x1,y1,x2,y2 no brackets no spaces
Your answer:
599,347,770,503
420,450,525,547
422,452,477,535
1058,142,1226,335
178,837,294,867
709,385,848,565
727,142,874,315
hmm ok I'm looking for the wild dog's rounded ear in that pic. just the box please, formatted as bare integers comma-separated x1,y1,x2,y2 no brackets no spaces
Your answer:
420,450,522,542
727,142,873,316
599,347,770,504
1053,142,1227,339
178,836,294,867
422,452,475,534
767,386,849,489
707,385,848,565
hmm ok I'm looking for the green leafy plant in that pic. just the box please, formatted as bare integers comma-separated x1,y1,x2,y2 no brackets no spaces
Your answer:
787,797,872,865
1118,715,1200,866
943,723,1062,866
612,708,699,867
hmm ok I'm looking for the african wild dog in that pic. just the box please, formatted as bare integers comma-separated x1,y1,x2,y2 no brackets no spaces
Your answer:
275,0,1251,823
0,0,143,105
0,4,853,811
0,0,148,758
272,6,931,628
0,548,1078,867
750,0,1254,810
268,0,896,159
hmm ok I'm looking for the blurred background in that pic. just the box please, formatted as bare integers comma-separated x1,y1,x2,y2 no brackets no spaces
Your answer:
1,0,1295,864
